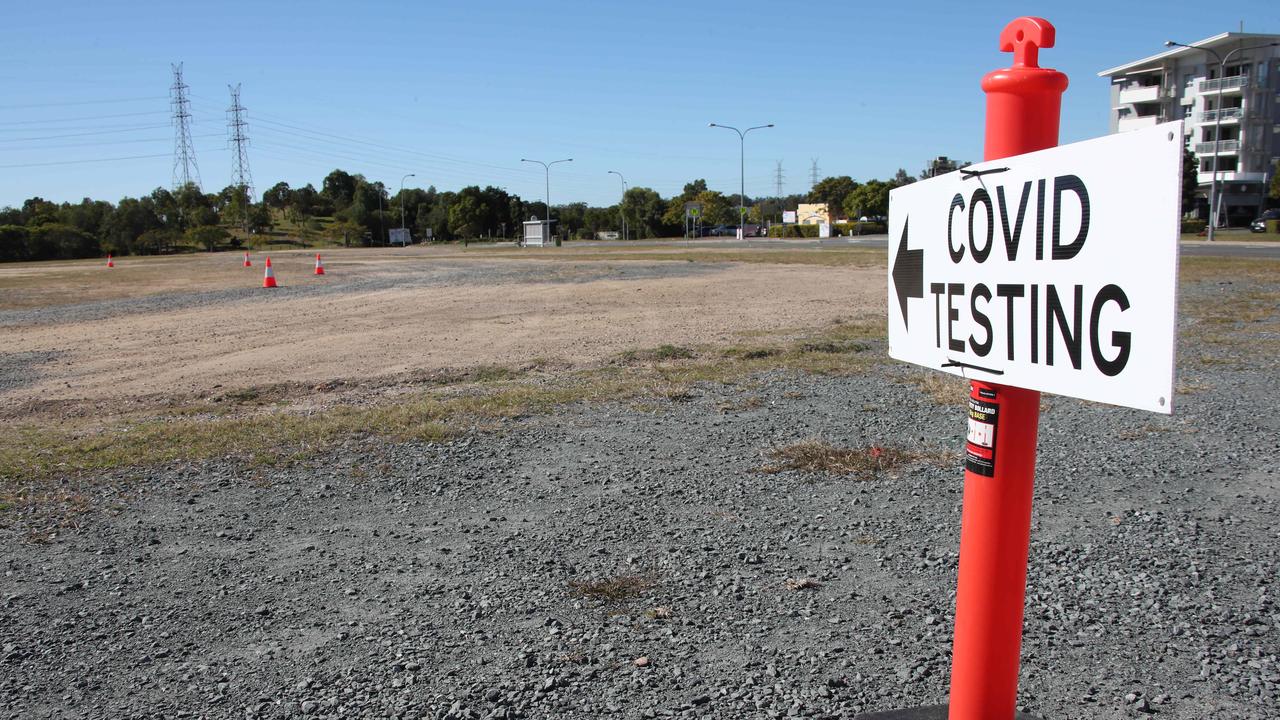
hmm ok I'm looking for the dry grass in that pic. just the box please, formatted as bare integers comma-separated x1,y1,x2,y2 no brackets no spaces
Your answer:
785,578,822,591
1179,256,1280,284
760,438,956,478
568,574,654,603
0,318,889,526
904,371,971,406
616,345,697,364
465,246,885,268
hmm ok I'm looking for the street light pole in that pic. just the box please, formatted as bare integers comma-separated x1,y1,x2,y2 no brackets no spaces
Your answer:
1165,40,1279,241
608,170,627,241
521,158,573,240
710,123,773,238
399,173,415,233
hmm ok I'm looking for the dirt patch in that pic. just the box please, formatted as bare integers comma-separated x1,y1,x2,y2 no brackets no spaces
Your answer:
0,247,884,420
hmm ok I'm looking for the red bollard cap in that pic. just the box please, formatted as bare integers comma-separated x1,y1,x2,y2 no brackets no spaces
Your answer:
980,17,1069,161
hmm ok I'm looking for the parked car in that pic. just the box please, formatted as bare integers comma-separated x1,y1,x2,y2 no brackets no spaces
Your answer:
1251,208,1280,233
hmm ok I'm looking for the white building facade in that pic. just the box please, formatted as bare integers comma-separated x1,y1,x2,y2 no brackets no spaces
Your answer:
1098,32,1280,226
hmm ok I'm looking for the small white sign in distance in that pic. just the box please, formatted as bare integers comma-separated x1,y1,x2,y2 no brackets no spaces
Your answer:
887,121,1182,414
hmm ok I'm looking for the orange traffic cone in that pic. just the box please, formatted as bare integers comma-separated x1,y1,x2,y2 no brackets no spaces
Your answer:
314,253,325,275
106,254,114,268
243,252,252,267
263,256,278,288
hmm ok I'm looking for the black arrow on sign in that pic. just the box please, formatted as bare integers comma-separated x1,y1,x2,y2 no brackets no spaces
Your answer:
892,217,923,329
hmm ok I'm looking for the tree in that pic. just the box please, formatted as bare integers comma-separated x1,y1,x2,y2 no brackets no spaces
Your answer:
29,223,99,260
101,198,162,254
1183,149,1200,214
682,179,708,197
21,197,59,227
134,228,182,255
326,219,365,247
1268,160,1279,202
891,169,916,186
148,188,180,227
844,180,891,220
809,176,859,214
262,182,292,211
321,169,358,211
58,199,112,237
447,193,486,238
186,225,230,252
620,187,667,239
0,225,30,262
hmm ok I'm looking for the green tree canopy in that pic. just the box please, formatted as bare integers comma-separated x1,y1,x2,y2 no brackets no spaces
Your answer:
809,176,859,214
321,169,358,211
620,187,668,239
844,180,890,220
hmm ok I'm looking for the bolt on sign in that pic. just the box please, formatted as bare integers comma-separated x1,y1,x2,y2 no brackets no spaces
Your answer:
887,121,1182,414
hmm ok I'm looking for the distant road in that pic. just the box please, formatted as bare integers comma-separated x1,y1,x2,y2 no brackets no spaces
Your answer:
570,234,1280,259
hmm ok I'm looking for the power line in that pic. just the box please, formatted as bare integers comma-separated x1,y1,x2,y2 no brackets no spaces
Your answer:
0,133,220,153
0,96,167,111
810,158,820,191
774,160,784,197
0,124,172,142
0,110,170,127
171,62,201,191
0,152,171,170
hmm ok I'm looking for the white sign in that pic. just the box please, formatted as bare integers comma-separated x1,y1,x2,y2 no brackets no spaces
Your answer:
389,228,412,245
783,210,797,224
819,222,831,238
887,122,1182,414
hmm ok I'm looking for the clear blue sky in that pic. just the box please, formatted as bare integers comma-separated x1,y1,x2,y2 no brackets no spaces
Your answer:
1,1,1273,208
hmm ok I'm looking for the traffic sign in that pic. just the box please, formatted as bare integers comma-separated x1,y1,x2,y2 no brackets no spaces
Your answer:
887,121,1182,414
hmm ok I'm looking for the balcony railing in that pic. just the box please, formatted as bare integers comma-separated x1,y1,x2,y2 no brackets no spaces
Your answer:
1198,107,1243,122
1199,75,1250,92
1118,84,1162,104
1194,139,1240,154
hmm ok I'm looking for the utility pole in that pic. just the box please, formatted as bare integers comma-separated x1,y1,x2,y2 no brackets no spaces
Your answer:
227,84,254,237
171,63,201,192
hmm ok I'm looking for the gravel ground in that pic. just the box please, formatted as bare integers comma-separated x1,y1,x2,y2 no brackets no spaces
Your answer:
1,276,1277,719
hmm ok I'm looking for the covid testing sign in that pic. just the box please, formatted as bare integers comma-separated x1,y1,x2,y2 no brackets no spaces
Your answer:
888,121,1183,414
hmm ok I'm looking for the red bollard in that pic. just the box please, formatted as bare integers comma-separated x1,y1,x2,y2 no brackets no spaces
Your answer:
948,17,1068,720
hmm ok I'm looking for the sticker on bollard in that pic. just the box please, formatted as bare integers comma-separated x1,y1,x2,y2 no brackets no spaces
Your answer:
964,387,998,477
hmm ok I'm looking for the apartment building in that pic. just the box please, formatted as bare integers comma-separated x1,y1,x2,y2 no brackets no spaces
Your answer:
1098,32,1280,226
